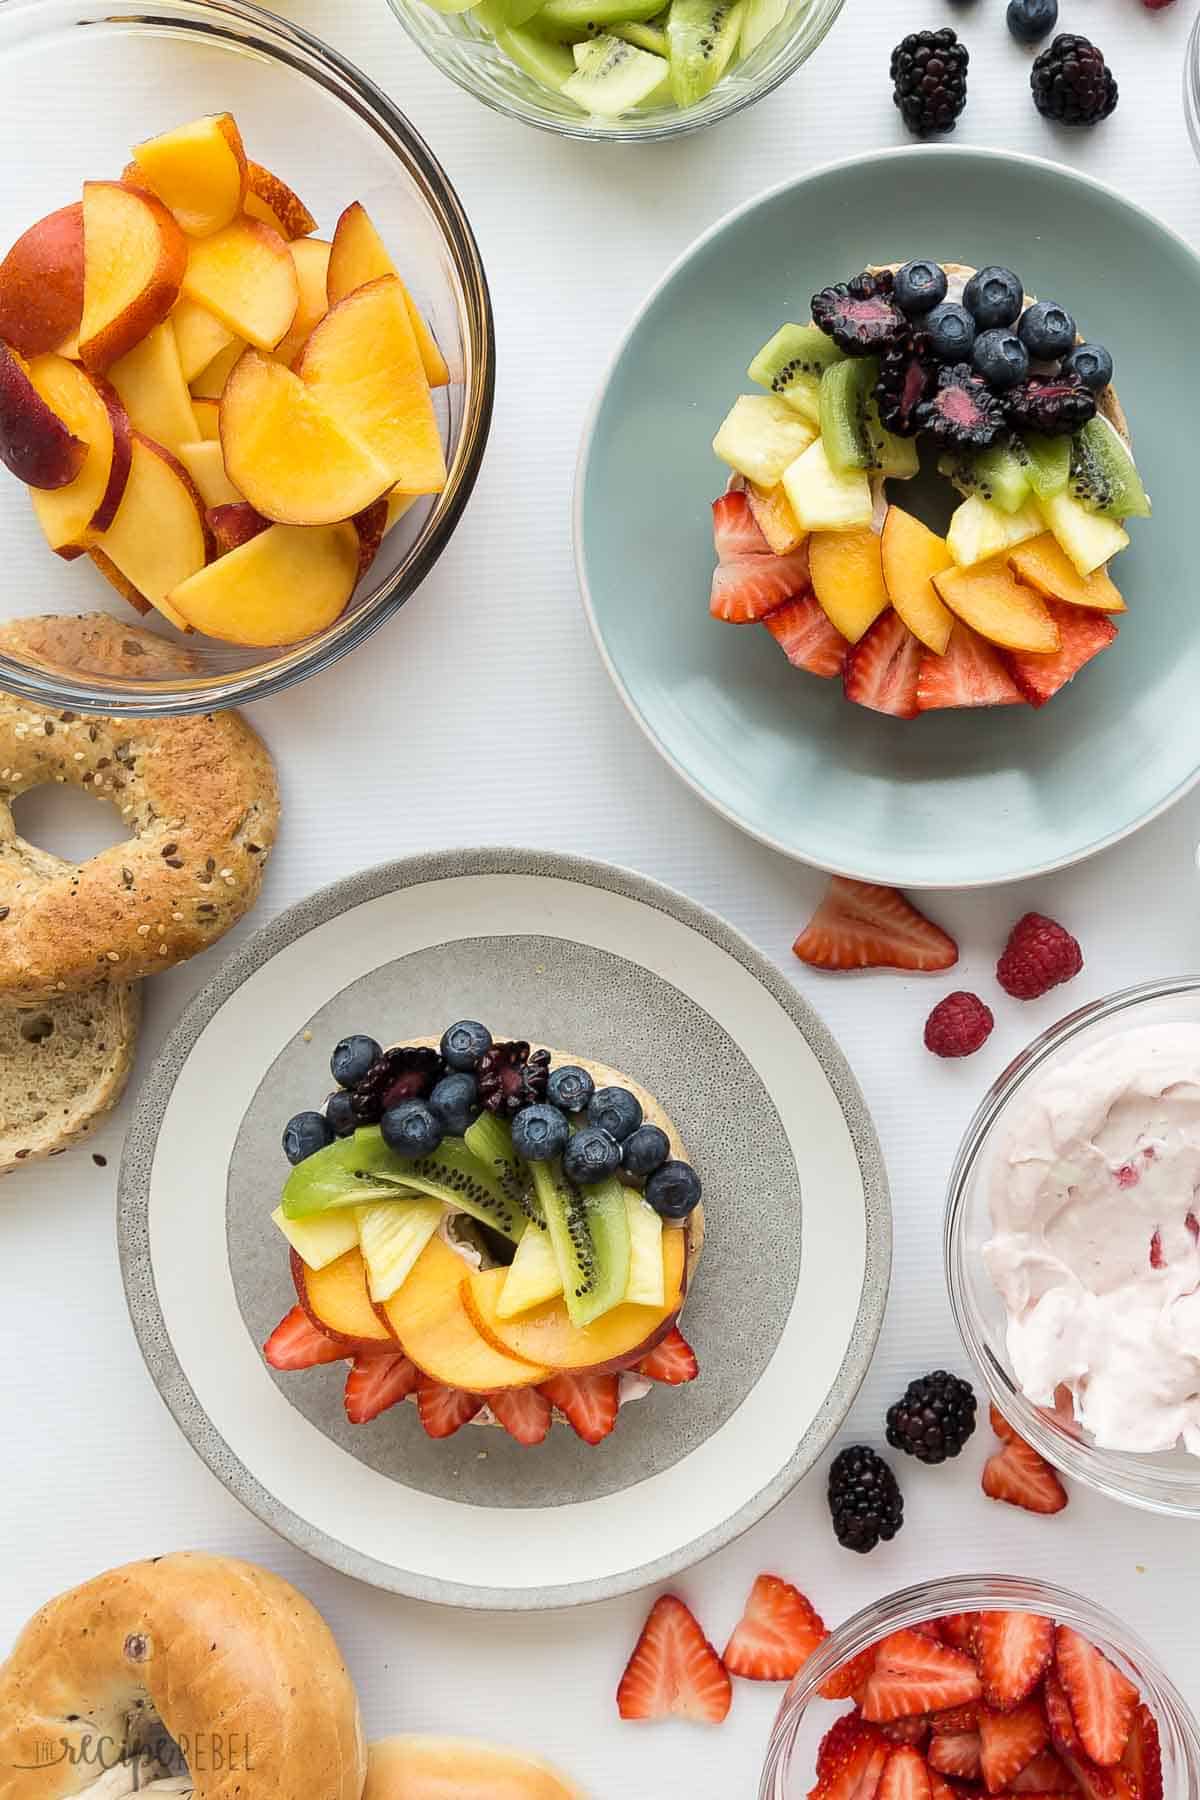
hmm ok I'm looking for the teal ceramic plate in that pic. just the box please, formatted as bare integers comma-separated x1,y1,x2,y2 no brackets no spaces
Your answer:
576,148,1198,889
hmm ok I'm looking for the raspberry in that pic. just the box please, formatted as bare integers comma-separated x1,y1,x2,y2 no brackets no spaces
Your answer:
996,912,1083,1000
924,991,995,1058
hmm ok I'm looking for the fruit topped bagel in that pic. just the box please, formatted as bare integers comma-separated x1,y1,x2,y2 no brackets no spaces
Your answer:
264,1020,704,1446
709,258,1151,717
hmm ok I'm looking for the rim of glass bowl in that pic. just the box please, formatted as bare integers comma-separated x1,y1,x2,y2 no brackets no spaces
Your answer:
945,975,1200,1519
760,1574,1200,1800
0,0,495,717
385,0,845,143
1184,6,1200,167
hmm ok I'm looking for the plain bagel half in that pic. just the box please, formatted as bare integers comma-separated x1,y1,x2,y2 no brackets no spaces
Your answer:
365,1735,582,1800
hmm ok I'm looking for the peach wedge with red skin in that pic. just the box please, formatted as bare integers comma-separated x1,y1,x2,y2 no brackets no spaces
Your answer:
88,546,151,617
244,161,318,241
327,199,449,387
881,506,956,656
272,237,332,368
292,1246,396,1355
810,527,890,645
0,201,84,357
25,353,132,551
167,516,359,645
934,557,1061,655
108,319,200,457
206,500,269,557
0,344,87,489
78,181,187,373
131,113,247,238
379,1236,550,1391
95,431,210,615
181,218,299,353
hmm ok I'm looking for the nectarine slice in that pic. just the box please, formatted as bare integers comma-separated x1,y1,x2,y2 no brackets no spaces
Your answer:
384,489,418,535
191,395,220,440
167,517,358,644
220,350,393,525
1008,532,1126,614
0,202,84,357
182,218,298,352
79,181,187,372
205,500,269,557
25,354,131,549
809,527,890,645
353,496,388,579
880,506,955,656
171,297,234,383
327,201,449,387
0,344,86,489
293,1246,394,1351
95,431,209,611
88,546,151,616
176,438,240,509
273,237,331,367
245,161,318,241
380,1237,549,1390
108,320,199,456
746,480,806,555
934,556,1061,654
295,276,446,495
189,337,245,401
131,113,247,238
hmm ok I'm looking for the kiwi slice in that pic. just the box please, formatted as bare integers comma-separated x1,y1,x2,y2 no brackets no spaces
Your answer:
531,1160,631,1327
865,399,918,480
1068,416,1151,520
282,1127,525,1243
562,33,667,110
938,438,1032,515
464,1112,544,1225
819,357,878,473
1022,432,1071,501
536,0,664,30
748,324,843,423
610,18,669,53
666,0,744,105
487,13,576,84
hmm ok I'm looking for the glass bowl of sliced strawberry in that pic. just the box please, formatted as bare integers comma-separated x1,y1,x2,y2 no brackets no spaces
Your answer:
759,1577,1200,1800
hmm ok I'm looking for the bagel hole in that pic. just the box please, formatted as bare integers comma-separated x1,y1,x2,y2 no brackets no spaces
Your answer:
11,783,129,863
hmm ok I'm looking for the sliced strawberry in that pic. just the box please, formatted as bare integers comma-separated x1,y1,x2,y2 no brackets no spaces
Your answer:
929,1731,983,1781
263,1305,344,1370
844,609,923,718
917,622,1025,711
1121,1705,1164,1800
713,488,769,560
490,1385,552,1446
343,1351,417,1423
1004,602,1117,708
928,1771,964,1800
819,1644,880,1702
764,592,848,678
793,877,958,973
978,1612,1054,1712
1012,1752,1075,1793
416,1380,483,1439
616,1593,732,1724
862,1630,983,1724
989,1404,1017,1444
637,1327,699,1385
723,1573,827,1682
814,1723,891,1800
712,548,813,622
979,1699,1049,1793
1045,1672,1085,1759
879,1745,933,1800
981,1436,1068,1515
1055,1626,1138,1767
541,1370,619,1444
930,1706,981,1734
938,1614,982,1660
882,1719,932,1747
819,1712,881,1783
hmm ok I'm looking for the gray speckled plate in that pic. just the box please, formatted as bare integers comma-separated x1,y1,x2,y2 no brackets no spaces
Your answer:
118,849,890,1609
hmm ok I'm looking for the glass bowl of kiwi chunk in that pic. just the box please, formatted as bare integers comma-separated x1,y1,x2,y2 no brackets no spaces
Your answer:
386,0,844,139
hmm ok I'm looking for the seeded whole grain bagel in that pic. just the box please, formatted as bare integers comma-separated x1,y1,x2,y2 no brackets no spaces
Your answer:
0,615,279,999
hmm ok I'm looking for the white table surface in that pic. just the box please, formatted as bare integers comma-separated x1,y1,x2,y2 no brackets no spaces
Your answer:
5,0,1200,1792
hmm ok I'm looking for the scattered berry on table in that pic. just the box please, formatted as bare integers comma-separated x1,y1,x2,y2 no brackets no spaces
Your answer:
622,1122,672,1178
723,1574,829,1681
477,1040,551,1116
982,1430,1069,1513
886,1370,979,1463
894,260,949,316
511,1101,572,1162
828,1444,904,1553
1004,374,1096,436
439,1019,493,1071
925,302,977,363
587,1084,644,1143
379,1097,444,1158
1018,300,1077,361
617,1593,732,1724
645,1159,703,1219
1142,0,1175,9
996,911,1083,999
891,29,969,137
546,1063,595,1114
1062,342,1113,391
562,1124,622,1185
1007,0,1058,45
964,267,1025,331
324,1089,357,1137
330,1033,382,1089
917,364,1007,449
925,991,995,1058
972,329,1029,390
1031,34,1118,126
427,1071,480,1136
812,270,908,354
793,877,959,973
282,1109,333,1164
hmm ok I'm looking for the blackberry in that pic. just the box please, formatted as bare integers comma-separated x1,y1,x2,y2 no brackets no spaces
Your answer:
916,363,1006,449
811,271,907,356
1005,373,1096,437
350,1045,443,1124
875,333,937,437
828,1446,904,1554
1031,34,1117,127
891,29,969,138
886,1370,978,1465
477,1041,552,1118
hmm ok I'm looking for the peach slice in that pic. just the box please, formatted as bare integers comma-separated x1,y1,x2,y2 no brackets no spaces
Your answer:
244,161,318,241
108,320,199,456
189,337,245,400
26,354,131,550
380,1237,549,1390
171,297,234,384
176,438,240,509
181,218,298,352
220,350,393,525
810,527,890,645
353,496,388,578
880,506,956,656
131,113,247,238
1008,532,1126,614
167,517,358,644
384,489,418,535
191,395,220,440
292,1246,395,1352
746,480,806,555
272,237,331,369
327,200,449,387
206,500,269,556
0,202,84,357
295,276,446,495
78,181,187,372
88,546,151,616
95,431,209,611
0,344,87,489
934,556,1062,655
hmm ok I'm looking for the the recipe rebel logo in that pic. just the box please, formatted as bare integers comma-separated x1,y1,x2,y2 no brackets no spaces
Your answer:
12,1731,255,1780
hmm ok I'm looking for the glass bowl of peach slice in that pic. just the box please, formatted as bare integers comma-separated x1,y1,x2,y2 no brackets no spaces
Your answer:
0,0,493,714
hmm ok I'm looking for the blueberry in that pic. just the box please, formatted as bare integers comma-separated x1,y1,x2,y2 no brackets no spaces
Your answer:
562,1125,622,1185
645,1160,703,1220
324,1089,357,1137
440,1020,492,1072
1062,342,1113,392
428,1072,479,1136
962,267,1024,330
893,260,948,316
622,1123,671,1179
587,1085,643,1144
925,302,976,362
546,1064,595,1115
380,1099,443,1158
511,1102,572,1162
330,1034,381,1088
971,328,1029,390
1018,300,1077,362
1006,0,1057,43
283,1110,334,1165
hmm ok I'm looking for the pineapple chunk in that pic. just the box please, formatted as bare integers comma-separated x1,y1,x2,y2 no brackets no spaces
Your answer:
946,493,1042,568
782,437,873,531
497,1221,563,1320
712,394,816,486
271,1203,359,1272
355,1198,444,1303
1039,491,1130,578
623,1192,665,1307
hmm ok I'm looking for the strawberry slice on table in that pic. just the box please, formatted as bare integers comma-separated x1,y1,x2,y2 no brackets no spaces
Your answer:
764,592,849,678
916,622,1026,711
416,1381,484,1439
1121,1705,1164,1800
929,1730,983,1781
637,1327,699,1385
263,1305,344,1370
988,1404,1017,1444
343,1351,418,1423
982,1434,1068,1515
819,1643,880,1702
1003,602,1117,708
1054,1626,1139,1767
794,877,959,973
812,1717,891,1800
713,488,770,560
978,1612,1055,1712
617,1593,732,1724
861,1629,983,1724
723,1573,828,1682
979,1698,1049,1793
541,1370,619,1444
879,1745,933,1800
843,609,923,718
490,1384,552,1446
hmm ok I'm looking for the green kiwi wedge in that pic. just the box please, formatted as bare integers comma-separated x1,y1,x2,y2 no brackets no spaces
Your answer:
531,1161,631,1327
1022,432,1071,501
939,438,1033,514
562,33,668,110
1068,416,1151,520
819,357,878,474
282,1127,526,1243
748,324,843,423
666,0,744,105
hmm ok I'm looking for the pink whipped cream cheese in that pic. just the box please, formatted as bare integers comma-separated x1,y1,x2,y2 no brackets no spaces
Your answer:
985,1023,1200,1456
